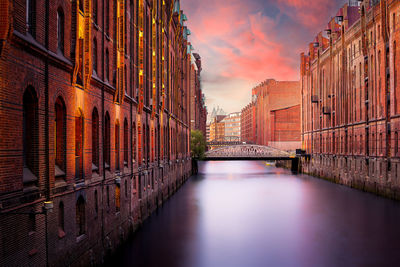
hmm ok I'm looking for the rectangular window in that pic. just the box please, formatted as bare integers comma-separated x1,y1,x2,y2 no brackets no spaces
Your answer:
26,0,36,37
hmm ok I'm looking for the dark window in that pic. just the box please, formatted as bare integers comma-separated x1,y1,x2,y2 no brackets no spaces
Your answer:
395,41,397,114
146,125,150,163
125,180,128,198
105,112,111,170
55,97,66,180
106,0,109,35
57,8,64,53
75,110,84,180
26,0,36,37
93,0,98,24
93,38,97,74
107,186,110,207
78,0,84,12
105,49,109,82
138,124,142,165
94,190,98,216
76,39,84,86
115,121,120,171
92,108,99,172
133,122,136,162
124,119,128,166
59,202,65,232
76,196,85,236
29,213,36,233
23,87,38,190
114,0,117,41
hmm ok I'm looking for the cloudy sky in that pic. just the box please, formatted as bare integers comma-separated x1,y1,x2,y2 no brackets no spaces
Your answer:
181,0,344,114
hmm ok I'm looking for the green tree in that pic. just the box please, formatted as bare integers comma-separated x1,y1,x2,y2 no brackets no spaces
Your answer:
190,130,206,160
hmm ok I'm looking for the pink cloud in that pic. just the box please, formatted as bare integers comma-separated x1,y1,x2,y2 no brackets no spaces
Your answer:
181,0,344,113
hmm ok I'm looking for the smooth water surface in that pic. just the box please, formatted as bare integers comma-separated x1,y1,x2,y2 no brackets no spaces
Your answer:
114,161,400,267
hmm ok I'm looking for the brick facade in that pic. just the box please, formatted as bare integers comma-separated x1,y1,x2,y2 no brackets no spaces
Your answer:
241,102,255,144
0,0,199,266
269,105,301,151
248,79,301,151
300,0,400,199
189,53,207,137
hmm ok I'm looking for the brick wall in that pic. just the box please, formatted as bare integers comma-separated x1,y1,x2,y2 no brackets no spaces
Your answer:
0,0,196,266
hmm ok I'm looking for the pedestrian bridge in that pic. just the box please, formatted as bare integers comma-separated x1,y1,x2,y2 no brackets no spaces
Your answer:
204,145,295,161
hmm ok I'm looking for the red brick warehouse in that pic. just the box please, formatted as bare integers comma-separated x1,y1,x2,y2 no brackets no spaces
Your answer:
242,79,301,151
300,0,400,198
0,0,205,266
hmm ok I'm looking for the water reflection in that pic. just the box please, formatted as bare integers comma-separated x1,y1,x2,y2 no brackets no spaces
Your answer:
114,161,400,267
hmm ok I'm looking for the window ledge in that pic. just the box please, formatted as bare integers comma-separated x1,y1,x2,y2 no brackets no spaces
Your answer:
23,168,38,184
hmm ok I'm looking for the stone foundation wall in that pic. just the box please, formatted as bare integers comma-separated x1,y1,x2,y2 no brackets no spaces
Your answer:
300,155,400,200
0,160,193,267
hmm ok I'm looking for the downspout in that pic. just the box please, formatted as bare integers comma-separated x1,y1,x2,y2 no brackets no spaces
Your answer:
44,0,50,201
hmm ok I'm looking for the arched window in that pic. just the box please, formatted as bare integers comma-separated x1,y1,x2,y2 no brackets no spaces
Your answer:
55,97,66,181
93,38,97,74
115,121,120,171
76,196,85,236
105,49,109,82
92,108,99,172
124,119,128,166
26,0,36,37
75,110,84,180
115,184,120,212
59,202,65,233
23,87,38,190
104,112,111,170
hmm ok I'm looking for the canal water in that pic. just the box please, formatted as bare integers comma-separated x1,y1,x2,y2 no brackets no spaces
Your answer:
114,161,400,267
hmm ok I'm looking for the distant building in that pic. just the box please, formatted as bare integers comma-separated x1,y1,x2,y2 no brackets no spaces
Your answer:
190,53,207,137
252,79,301,150
209,115,226,142
209,106,226,123
206,124,211,143
239,79,301,151
221,112,241,141
241,103,256,144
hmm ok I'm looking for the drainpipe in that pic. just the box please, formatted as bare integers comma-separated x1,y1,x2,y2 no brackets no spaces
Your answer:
44,1,50,266
44,0,50,201
101,0,106,251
